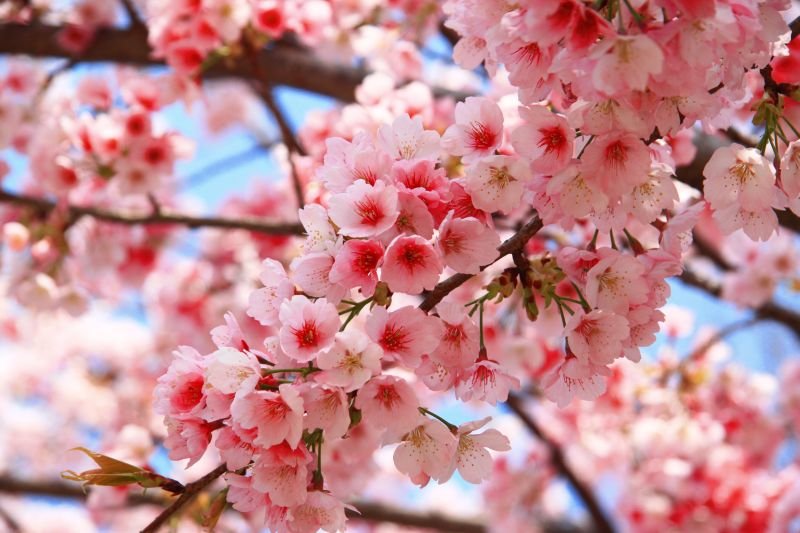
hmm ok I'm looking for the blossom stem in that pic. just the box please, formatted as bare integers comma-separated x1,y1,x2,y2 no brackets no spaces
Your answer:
263,367,320,377
783,116,800,138
622,0,644,25
419,407,458,432
339,297,374,331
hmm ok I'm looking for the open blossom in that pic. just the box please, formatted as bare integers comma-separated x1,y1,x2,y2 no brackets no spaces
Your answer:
286,490,347,533
391,159,451,208
432,302,480,369
541,357,612,408
381,235,443,294
315,330,383,392
464,155,532,214
301,384,350,440
455,359,520,405
247,259,295,327
436,212,500,274
230,384,304,449
581,133,651,198
365,306,444,368
204,347,261,395
781,140,800,199
291,251,347,302
378,113,440,161
328,238,384,297
511,105,573,175
252,442,313,507
278,296,339,363
704,144,776,210
318,134,393,193
393,418,457,487
441,96,503,163
327,179,399,238
565,309,629,366
355,375,420,440
163,417,215,466
714,203,779,242
299,203,337,253
585,249,649,314
445,417,510,484
154,346,206,418
591,34,664,95
546,162,610,219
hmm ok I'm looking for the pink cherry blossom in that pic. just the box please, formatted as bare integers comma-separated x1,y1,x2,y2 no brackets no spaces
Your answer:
565,309,629,366
455,359,520,405
301,384,351,440
154,346,206,418
704,144,776,212
431,301,480,369
585,249,649,314
445,417,510,484
381,235,443,294
278,296,339,363
163,417,215,466
464,155,532,214
355,375,420,440
378,113,440,161
541,356,612,408
315,330,382,392
393,418,457,487
442,96,504,163
230,384,304,449
247,259,295,327
252,442,313,507
581,133,652,198
365,306,444,368
328,238,384,297
512,105,574,175
204,347,262,396
327,179,399,238
436,212,500,274
592,34,664,95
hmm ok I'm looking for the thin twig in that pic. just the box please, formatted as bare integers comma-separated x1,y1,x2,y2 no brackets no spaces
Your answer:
679,268,800,338
506,394,616,533
0,504,20,533
419,214,543,312
243,38,307,209
0,189,304,236
119,0,145,29
140,463,227,533
680,318,758,370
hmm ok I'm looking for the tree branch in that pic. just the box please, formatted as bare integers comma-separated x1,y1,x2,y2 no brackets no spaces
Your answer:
419,215,543,312
119,0,145,29
0,474,517,533
140,463,227,533
0,189,304,236
678,268,800,337
506,394,615,533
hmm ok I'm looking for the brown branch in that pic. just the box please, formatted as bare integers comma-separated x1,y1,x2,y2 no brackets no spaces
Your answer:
419,214,543,312
141,463,227,533
680,318,758,369
0,504,20,533
119,0,145,29
506,394,615,533
678,268,800,337
346,503,485,533
791,15,800,40
0,474,520,533
0,189,304,236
